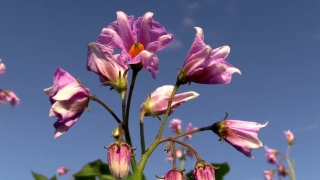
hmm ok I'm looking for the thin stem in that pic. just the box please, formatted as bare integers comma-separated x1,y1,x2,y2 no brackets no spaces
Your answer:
140,110,146,154
135,81,181,179
90,96,122,124
180,158,186,170
286,145,296,180
121,91,137,173
172,142,177,169
125,70,138,127
159,125,212,143
169,138,201,160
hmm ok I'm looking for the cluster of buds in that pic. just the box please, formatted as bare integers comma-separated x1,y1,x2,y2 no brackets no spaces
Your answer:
263,130,295,180
0,59,20,106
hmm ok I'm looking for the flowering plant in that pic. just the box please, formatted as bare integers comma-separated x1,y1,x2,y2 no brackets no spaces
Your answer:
30,11,296,180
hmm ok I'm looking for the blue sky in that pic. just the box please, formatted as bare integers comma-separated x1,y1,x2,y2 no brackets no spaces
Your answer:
1,0,320,179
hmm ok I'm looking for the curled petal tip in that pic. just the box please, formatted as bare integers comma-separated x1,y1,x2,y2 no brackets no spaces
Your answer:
192,92,200,97
262,121,269,127
227,67,241,75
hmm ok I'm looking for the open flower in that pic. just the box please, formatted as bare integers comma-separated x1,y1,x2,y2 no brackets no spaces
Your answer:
87,42,128,92
212,119,268,158
264,146,278,164
0,59,5,74
141,85,199,116
178,27,240,84
97,11,173,78
44,68,90,139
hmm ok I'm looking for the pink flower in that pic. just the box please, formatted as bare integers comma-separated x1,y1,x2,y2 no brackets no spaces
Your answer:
193,160,215,180
44,68,90,139
178,27,240,85
169,119,182,133
107,140,132,179
97,11,173,78
264,146,278,164
163,169,185,180
284,130,294,145
57,166,69,176
141,85,199,116
277,164,289,177
264,170,274,180
165,149,183,161
0,91,5,104
186,123,197,139
5,91,20,106
87,42,128,92
0,59,5,74
212,119,268,158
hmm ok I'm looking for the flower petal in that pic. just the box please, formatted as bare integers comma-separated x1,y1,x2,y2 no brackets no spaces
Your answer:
0,59,6,74
134,12,173,51
54,117,79,139
87,42,127,83
171,91,200,110
98,28,127,52
183,45,212,74
129,50,159,79
184,27,207,66
51,96,88,120
106,11,135,52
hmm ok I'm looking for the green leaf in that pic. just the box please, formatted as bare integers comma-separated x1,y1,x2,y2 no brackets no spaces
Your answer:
185,162,230,180
49,175,57,180
73,159,111,178
31,171,49,180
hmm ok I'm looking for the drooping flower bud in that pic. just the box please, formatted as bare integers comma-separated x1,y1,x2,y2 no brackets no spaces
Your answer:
169,119,182,133
163,169,186,180
277,164,289,177
284,130,294,145
193,160,215,180
264,170,274,180
107,140,131,179
264,146,278,164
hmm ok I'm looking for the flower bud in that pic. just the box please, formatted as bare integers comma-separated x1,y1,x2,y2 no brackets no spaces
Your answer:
111,127,120,139
277,164,289,177
193,160,215,180
107,140,131,179
284,130,294,145
164,169,185,180
264,170,274,180
57,166,69,176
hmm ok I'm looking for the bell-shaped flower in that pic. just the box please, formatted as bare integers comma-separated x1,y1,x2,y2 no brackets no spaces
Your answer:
163,169,185,180
44,68,90,139
284,130,294,145
0,59,5,74
264,146,278,164
178,27,240,85
141,85,199,116
193,160,215,180
211,119,268,158
87,42,128,92
107,140,132,179
97,11,174,78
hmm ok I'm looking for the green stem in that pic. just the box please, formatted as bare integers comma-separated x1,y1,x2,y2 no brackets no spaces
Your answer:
121,91,137,173
90,96,122,124
140,110,146,154
125,70,138,127
134,82,181,180
286,145,296,180
180,158,186,170
168,138,202,160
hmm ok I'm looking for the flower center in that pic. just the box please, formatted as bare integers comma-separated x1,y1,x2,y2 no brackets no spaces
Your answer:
128,42,144,58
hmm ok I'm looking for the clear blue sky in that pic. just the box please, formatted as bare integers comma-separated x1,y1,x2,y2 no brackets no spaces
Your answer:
1,0,320,179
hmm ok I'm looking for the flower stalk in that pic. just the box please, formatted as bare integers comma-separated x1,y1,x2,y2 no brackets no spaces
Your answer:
286,145,296,180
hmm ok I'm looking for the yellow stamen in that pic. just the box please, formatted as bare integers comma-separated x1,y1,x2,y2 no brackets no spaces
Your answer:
129,42,144,58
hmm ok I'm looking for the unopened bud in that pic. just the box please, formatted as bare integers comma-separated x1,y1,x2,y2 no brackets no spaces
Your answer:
284,130,294,145
164,142,173,153
107,140,131,179
111,127,120,139
193,160,215,180
164,169,185,180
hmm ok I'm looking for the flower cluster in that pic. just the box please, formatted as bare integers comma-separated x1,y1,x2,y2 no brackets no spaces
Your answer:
0,59,20,106
42,11,271,180
263,130,295,180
